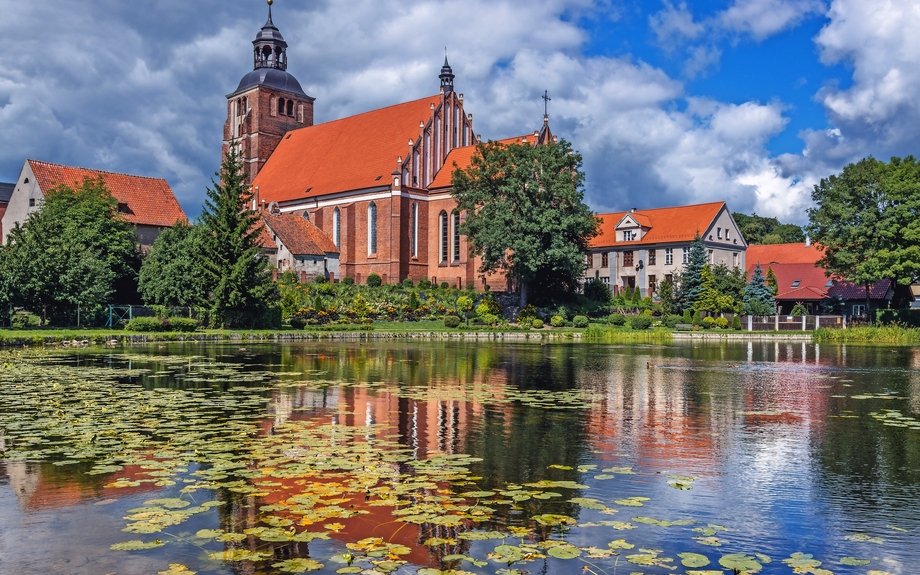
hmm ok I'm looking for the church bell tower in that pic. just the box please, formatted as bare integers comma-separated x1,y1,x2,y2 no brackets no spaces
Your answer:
223,0,315,185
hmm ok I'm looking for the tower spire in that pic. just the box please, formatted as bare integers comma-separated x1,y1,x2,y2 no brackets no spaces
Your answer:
253,0,288,71
440,51,455,95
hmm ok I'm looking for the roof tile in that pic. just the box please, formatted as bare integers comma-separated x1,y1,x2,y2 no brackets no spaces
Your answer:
429,135,532,189
263,212,338,256
590,202,727,248
746,243,822,268
255,96,442,202
27,160,186,228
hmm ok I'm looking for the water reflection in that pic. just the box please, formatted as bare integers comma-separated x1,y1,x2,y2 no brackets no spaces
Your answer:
0,341,919,575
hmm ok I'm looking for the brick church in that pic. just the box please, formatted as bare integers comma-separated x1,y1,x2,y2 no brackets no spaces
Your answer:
224,2,555,289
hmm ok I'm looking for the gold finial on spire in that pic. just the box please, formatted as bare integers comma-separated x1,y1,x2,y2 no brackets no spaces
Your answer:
267,0,273,5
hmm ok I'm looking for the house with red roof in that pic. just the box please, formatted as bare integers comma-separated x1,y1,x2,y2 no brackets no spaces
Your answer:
0,182,13,240
746,242,895,316
1,159,187,250
259,207,340,280
227,4,555,289
587,202,747,297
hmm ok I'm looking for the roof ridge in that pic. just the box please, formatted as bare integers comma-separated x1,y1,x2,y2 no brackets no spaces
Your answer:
27,159,168,183
596,201,725,217
296,95,441,132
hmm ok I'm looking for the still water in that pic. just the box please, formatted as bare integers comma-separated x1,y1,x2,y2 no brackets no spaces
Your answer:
0,341,918,575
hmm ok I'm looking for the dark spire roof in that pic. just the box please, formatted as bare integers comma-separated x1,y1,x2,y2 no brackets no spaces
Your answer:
231,2,310,99
440,54,455,94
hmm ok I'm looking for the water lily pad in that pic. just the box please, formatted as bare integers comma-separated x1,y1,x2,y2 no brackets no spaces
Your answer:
532,514,577,527
209,549,272,562
335,568,363,574
678,552,710,567
110,539,166,551
158,566,196,575
720,553,762,572
845,533,884,544
782,552,821,571
272,558,325,573
840,557,871,566
547,545,581,559
608,539,635,550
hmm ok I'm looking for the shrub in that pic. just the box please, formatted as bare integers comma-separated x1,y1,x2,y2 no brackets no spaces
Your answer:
166,317,199,332
630,315,653,330
683,309,692,324
480,313,500,326
290,317,307,330
440,282,450,290
664,314,683,328
715,317,729,329
692,310,702,326
342,277,355,285
314,275,328,284
572,315,590,328
417,278,432,289
608,313,627,326
476,295,502,317
10,313,40,329
702,316,716,329
402,278,414,288
584,279,611,303
532,319,544,329
517,304,538,324
125,317,167,332
732,315,742,330
444,315,462,328
367,274,382,287
790,303,808,316
409,291,420,310
466,283,476,290
550,315,565,328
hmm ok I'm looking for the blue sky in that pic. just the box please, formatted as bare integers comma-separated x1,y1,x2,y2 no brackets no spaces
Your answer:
1,0,918,224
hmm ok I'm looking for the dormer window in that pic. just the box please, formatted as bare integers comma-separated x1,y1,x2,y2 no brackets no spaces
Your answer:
117,203,130,214
622,230,636,242
825,280,834,288
792,280,801,288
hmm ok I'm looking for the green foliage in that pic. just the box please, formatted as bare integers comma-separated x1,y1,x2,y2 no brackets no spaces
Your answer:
0,176,141,325
480,313,500,326
631,286,641,304
10,313,40,329
516,304,538,324
732,315,742,330
790,303,809,316
572,315,589,328
531,319,544,329
440,282,450,289
476,294,501,317
744,264,776,315
657,276,677,314
702,316,716,328
715,317,729,329
629,315,653,330
402,278,414,288
125,317,198,333
139,222,204,308
694,264,740,314
681,235,707,309
408,291,420,311
314,275,328,284
733,212,805,245
876,309,920,327
444,315,462,328
683,309,692,324
583,279,611,303
198,145,277,328
692,310,702,326
417,278,432,289
815,325,920,343
664,314,683,328
608,313,626,326
550,315,565,328
342,277,355,286
366,274,382,287
451,139,598,304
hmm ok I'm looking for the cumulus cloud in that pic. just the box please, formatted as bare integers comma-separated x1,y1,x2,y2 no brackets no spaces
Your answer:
649,2,704,48
718,0,826,41
0,0,868,224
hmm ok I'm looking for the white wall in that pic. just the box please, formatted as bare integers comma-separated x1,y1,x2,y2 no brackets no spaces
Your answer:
1,162,42,245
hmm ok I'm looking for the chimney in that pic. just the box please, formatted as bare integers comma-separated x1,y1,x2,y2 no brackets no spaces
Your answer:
806,235,812,248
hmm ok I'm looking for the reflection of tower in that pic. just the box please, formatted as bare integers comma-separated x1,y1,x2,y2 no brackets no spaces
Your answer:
223,1,315,185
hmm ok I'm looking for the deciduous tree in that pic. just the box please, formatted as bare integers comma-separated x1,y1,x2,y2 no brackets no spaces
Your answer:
451,139,598,306
139,222,204,308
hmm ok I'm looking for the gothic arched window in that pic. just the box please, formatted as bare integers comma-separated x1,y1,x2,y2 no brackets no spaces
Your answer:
368,202,378,255
278,98,285,116
332,207,341,249
411,202,418,257
452,211,461,261
287,100,294,116
439,211,448,263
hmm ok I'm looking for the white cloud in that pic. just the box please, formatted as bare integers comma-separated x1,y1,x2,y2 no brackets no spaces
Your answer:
719,0,826,41
649,2,704,47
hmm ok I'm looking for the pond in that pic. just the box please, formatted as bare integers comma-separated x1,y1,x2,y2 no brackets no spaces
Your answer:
0,340,918,575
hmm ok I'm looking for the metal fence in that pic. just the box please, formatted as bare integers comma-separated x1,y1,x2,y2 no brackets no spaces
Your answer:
745,315,846,332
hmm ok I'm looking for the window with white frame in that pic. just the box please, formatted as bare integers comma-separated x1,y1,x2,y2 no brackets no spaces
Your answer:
665,248,673,265
368,202,377,255
332,207,341,249
682,247,689,264
439,211,448,262
452,211,461,261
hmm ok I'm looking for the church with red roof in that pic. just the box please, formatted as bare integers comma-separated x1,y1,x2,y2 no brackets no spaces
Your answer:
225,3,555,288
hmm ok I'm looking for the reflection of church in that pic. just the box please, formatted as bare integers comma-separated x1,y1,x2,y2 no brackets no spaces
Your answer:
223,2,554,288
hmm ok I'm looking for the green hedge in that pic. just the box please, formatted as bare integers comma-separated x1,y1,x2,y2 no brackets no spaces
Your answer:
876,309,920,327
125,317,199,332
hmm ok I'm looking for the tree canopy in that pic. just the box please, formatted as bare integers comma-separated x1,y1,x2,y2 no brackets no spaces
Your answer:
451,139,598,305
0,177,139,325
680,235,708,311
733,212,805,245
744,264,775,315
138,221,204,308
197,145,278,328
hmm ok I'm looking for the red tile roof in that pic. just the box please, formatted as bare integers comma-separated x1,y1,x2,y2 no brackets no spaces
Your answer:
254,96,441,203
830,279,893,300
590,202,727,248
263,212,338,256
768,263,834,301
746,243,822,271
27,159,186,228
429,135,533,189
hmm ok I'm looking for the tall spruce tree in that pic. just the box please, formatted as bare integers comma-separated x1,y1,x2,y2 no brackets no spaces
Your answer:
744,264,775,315
451,139,598,306
198,145,278,328
680,234,707,310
